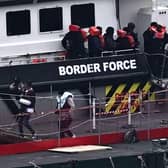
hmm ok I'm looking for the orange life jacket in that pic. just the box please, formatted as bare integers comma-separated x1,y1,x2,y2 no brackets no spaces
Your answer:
89,26,100,36
69,24,80,32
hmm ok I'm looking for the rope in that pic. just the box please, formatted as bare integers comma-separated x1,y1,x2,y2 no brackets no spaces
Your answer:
0,90,168,138
0,92,90,100
0,111,142,137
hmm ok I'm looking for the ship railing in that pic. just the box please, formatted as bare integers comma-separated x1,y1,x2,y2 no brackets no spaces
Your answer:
101,48,140,57
0,89,168,144
101,49,168,80
0,48,140,67
144,52,168,80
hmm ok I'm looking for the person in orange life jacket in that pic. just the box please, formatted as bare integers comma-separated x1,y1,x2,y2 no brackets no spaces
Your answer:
143,22,159,74
151,24,166,53
143,22,166,54
103,26,117,51
143,22,158,53
116,29,134,50
87,26,103,57
126,22,139,48
144,23,167,76
62,24,86,59
153,24,167,76
17,81,36,138
123,27,136,48
96,26,105,48
56,91,76,138
80,28,88,41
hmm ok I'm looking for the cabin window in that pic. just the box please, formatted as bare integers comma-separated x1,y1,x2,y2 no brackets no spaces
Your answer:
39,7,63,32
71,3,95,28
6,10,31,36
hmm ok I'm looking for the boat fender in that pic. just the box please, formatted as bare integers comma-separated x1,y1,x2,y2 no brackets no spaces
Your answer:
19,98,31,106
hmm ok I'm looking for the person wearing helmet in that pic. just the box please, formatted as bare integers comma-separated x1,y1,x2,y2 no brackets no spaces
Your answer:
17,81,36,139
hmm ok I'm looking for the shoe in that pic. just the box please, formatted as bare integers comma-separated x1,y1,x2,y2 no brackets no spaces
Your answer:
19,134,24,138
72,134,76,138
31,133,37,140
20,134,29,139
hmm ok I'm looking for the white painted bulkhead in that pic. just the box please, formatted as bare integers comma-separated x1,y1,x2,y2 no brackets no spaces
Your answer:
0,0,118,59
137,6,168,50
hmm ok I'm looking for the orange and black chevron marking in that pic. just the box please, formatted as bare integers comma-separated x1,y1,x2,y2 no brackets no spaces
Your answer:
114,82,140,115
105,81,153,115
106,83,126,113
131,81,152,113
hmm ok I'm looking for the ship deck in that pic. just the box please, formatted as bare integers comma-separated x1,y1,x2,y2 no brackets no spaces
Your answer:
0,110,168,167
0,140,163,168
0,96,168,168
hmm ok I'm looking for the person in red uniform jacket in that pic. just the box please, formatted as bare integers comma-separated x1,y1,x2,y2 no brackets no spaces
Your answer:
57,91,76,138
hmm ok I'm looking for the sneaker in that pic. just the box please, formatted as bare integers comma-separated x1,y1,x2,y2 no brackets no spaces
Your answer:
19,134,24,138
20,135,29,139
31,133,37,140
72,134,76,138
